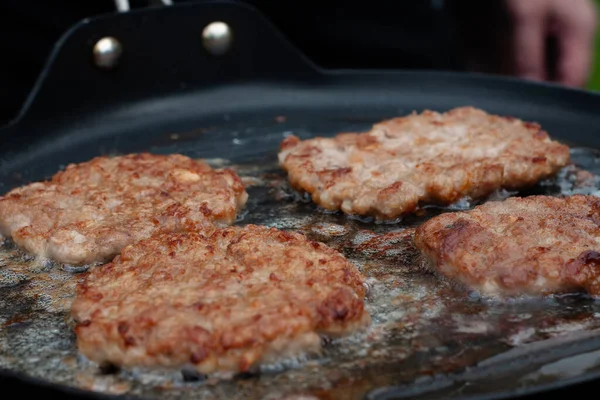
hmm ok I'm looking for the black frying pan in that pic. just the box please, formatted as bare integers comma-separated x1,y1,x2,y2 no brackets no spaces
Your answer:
2,1,600,399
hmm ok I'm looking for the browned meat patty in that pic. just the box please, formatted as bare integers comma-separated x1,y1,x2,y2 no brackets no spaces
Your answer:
278,107,570,220
72,225,370,374
0,153,248,265
414,195,600,297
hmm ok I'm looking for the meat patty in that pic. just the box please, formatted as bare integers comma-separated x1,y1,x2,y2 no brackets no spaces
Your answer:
72,225,370,374
278,107,570,220
414,195,600,297
0,153,248,265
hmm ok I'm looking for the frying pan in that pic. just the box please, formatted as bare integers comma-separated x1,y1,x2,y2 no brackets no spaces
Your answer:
2,1,600,399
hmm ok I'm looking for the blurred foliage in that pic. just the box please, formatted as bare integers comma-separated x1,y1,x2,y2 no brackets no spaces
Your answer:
588,0,600,90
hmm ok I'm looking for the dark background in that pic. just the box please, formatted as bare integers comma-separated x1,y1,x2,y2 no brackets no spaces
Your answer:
0,0,477,126
1,0,589,127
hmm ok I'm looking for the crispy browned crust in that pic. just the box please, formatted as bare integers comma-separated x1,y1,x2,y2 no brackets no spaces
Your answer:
278,107,570,220
72,225,370,374
0,153,248,265
414,195,600,297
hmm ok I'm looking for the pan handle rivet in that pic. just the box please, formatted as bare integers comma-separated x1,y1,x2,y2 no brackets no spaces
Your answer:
93,37,123,69
202,22,233,56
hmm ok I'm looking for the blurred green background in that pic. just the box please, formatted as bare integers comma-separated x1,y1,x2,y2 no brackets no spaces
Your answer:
588,0,600,90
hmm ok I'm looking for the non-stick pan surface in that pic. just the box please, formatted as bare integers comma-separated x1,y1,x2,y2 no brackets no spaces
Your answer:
2,1,600,399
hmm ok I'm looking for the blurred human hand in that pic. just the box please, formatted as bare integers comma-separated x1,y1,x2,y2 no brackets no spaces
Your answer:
505,0,597,87
451,0,598,87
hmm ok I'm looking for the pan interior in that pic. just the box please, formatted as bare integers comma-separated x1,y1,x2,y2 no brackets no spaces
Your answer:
2,113,600,400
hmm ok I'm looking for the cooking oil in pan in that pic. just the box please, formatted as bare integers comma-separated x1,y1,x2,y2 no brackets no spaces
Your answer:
1,147,600,399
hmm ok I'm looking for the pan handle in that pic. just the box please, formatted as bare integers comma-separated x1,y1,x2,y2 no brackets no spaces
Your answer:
114,0,173,13
7,0,321,129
